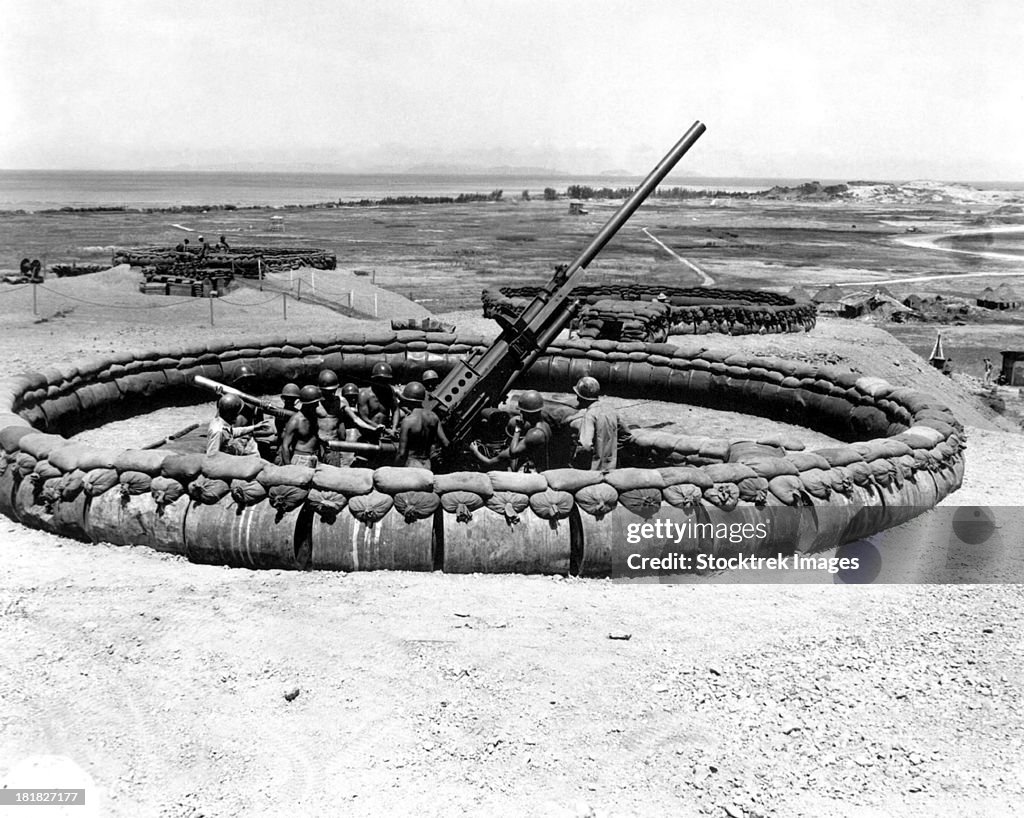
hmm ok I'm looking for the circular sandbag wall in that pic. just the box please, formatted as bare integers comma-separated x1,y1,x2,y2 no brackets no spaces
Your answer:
0,331,963,575
483,285,816,335
114,246,337,276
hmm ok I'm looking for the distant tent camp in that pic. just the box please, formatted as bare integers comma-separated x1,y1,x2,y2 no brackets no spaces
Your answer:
788,285,812,302
978,284,1021,310
902,294,925,311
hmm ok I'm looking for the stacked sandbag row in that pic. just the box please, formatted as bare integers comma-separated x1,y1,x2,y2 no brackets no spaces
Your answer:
0,331,964,574
112,247,337,277
577,300,672,343
484,285,816,336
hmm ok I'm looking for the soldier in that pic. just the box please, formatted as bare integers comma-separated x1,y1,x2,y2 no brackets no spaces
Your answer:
206,394,261,457
232,365,276,459
218,234,230,251
396,382,449,469
469,390,552,472
276,383,301,433
280,385,322,467
358,362,401,435
317,370,381,466
570,376,629,471
421,370,441,394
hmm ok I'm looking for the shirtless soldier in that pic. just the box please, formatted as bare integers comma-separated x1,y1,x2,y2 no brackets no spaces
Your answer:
469,390,552,472
395,382,449,469
358,362,402,436
280,385,322,467
317,370,381,466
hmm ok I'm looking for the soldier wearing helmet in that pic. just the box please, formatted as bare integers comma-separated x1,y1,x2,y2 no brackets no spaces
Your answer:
469,390,553,472
570,376,628,470
421,370,440,393
280,385,322,467
317,369,381,466
229,364,276,458
395,381,449,469
206,394,262,457
358,362,401,435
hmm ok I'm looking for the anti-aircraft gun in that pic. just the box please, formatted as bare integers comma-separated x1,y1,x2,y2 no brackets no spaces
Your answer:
427,121,706,460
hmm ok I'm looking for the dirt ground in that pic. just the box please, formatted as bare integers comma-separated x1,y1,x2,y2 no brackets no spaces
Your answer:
2,215,1024,817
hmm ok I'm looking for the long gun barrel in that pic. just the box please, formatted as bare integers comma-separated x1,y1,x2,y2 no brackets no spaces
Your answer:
427,121,706,450
193,375,294,420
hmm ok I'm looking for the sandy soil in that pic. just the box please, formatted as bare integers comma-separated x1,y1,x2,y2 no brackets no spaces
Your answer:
1,253,1023,816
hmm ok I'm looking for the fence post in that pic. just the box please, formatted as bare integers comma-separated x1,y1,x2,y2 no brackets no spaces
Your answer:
283,292,287,320
349,290,354,309
297,280,302,301
374,293,378,317
209,293,214,326
32,282,38,315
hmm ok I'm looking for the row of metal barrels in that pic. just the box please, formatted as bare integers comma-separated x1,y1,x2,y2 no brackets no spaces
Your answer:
0,459,962,576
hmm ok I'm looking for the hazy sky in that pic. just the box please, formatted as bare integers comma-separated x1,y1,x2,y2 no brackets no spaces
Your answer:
2,0,1022,179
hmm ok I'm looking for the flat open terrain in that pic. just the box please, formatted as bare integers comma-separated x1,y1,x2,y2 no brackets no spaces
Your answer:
1,193,1023,817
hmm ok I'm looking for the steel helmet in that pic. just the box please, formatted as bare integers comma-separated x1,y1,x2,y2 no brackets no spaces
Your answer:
233,364,257,385
573,376,601,401
401,381,426,405
317,370,340,390
371,362,394,381
341,382,360,400
422,369,440,384
280,382,301,400
518,390,544,414
217,394,243,416
299,385,322,405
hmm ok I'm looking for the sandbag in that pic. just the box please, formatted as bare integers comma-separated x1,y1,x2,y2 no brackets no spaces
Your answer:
118,470,152,496
15,452,38,478
736,476,769,504
732,455,800,480
347,490,394,523
754,434,806,451
703,462,757,484
32,460,61,482
487,471,548,495
307,488,347,519
541,468,603,492
618,487,662,518
58,469,86,501
604,468,665,492
658,466,713,490
162,453,204,482
16,433,67,460
484,490,530,525
83,468,119,497
113,449,169,476
434,471,494,497
845,461,875,487
800,469,832,499
373,466,434,494
528,489,575,521
150,476,185,507
267,483,309,513
786,452,831,472
202,454,265,482
574,482,619,518
703,483,740,511
0,425,34,453
870,459,897,487
312,465,374,496
662,482,704,508
49,444,114,472
188,474,231,504
230,479,268,507
393,490,440,522
825,468,853,495
768,475,807,505
440,490,486,522
258,464,314,488
816,447,865,467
